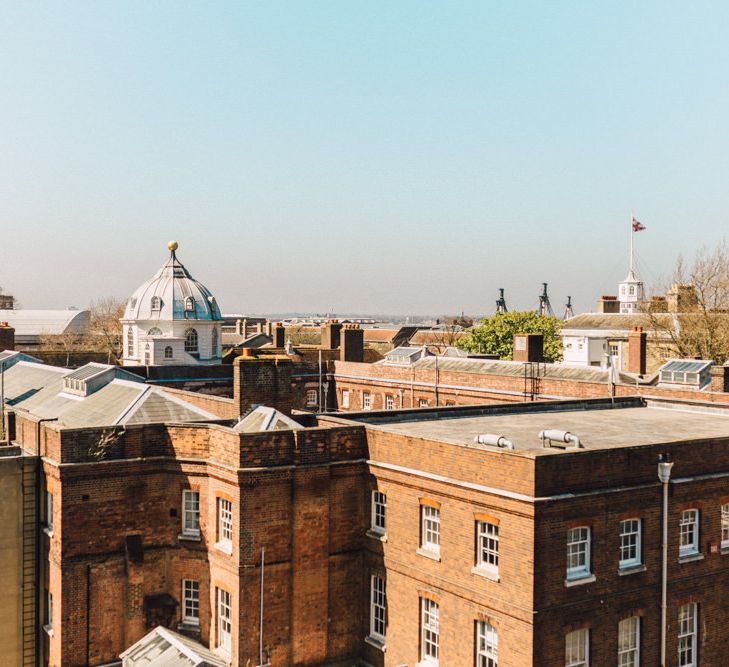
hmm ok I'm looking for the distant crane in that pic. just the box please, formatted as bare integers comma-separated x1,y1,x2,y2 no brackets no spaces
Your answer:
495,288,508,314
538,283,555,317
563,296,574,320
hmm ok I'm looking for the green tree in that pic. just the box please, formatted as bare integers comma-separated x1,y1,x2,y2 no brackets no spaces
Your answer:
456,311,563,362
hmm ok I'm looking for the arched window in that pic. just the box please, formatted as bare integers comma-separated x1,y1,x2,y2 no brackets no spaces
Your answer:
126,327,134,358
151,296,161,311
185,296,195,312
212,327,219,356
144,343,151,366
148,327,162,336
184,328,198,353
164,346,173,359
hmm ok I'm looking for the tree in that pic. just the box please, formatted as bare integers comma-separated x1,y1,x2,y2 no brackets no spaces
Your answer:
88,297,126,364
456,311,564,362
646,241,729,364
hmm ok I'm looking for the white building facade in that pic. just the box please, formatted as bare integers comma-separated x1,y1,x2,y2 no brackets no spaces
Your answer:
121,242,223,366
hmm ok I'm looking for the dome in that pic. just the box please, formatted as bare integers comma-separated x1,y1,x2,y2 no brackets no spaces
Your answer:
123,243,222,322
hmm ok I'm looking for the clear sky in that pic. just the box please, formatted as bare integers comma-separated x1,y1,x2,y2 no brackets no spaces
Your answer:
1,1,728,317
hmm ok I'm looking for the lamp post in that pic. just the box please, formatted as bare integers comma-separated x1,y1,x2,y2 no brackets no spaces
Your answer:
658,453,674,667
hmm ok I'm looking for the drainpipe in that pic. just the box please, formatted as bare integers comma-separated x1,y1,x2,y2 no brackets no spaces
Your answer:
658,453,674,667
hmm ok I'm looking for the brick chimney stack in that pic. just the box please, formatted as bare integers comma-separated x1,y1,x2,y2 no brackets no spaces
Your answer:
340,324,364,362
234,355,293,416
628,327,647,376
273,323,286,348
321,320,343,350
512,334,544,363
0,322,14,352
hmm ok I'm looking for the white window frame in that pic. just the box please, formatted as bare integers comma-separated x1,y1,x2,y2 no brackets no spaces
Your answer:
44,590,53,634
46,490,53,532
363,392,372,410
216,587,232,656
618,616,639,667
385,395,394,410
619,519,642,569
216,498,233,552
722,503,729,549
565,628,589,667
476,521,499,576
566,527,591,580
420,598,439,665
341,389,350,408
421,505,440,554
182,579,200,625
679,509,699,557
678,603,697,667
369,574,386,642
419,398,428,408
476,620,498,667
371,491,386,535
182,490,200,537
306,389,318,407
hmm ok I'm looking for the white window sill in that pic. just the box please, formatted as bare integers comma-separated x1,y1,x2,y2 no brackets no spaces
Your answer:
416,659,439,667
564,573,596,587
416,546,441,562
43,527,54,538
178,533,202,542
678,552,704,564
364,635,386,651
471,565,500,582
214,541,233,555
721,544,729,555
366,529,387,542
43,624,53,637
618,563,646,576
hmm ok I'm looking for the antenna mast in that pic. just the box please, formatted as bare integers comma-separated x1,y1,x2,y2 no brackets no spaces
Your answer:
538,283,555,317
495,288,508,314
563,296,574,319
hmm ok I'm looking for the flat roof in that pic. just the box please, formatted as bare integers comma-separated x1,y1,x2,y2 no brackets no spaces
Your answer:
348,399,729,456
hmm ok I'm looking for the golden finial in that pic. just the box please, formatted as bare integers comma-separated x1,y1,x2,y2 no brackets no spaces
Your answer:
168,240,179,252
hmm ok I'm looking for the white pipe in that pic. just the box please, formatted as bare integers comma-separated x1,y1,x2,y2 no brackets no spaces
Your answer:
539,429,582,449
658,455,673,667
473,434,514,449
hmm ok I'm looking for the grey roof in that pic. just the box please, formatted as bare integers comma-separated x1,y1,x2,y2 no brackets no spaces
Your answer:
403,356,633,384
233,405,303,433
0,309,90,336
660,359,713,373
1,361,70,406
120,626,228,667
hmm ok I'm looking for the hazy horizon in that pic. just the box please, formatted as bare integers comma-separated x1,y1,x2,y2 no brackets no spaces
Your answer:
2,2,728,316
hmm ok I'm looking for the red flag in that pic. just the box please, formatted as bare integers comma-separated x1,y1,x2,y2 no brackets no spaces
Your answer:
632,216,646,232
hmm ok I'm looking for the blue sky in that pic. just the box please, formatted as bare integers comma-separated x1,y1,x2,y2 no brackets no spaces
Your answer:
1,1,728,316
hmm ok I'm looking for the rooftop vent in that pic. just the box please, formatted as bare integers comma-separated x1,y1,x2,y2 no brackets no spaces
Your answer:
539,429,582,449
473,433,514,450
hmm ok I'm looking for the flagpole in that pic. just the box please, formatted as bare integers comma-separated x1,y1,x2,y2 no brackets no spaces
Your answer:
629,212,634,274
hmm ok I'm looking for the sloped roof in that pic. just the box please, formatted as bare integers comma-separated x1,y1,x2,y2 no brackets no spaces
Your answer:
1,361,69,406
120,626,227,667
562,313,671,333
233,405,303,433
0,309,91,336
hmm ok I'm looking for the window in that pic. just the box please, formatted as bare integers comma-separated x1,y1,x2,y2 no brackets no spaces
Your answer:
609,343,620,358
678,603,697,667
421,505,440,554
363,392,372,410
147,327,162,336
476,621,498,667
619,519,642,568
144,343,151,365
385,395,394,410
217,498,233,550
419,398,428,408
182,580,200,625
306,389,318,407
618,616,639,667
420,598,439,664
371,491,386,534
164,346,173,359
212,327,218,355
216,587,232,655
185,296,195,312
476,520,499,575
46,491,53,531
629,285,636,296
565,628,589,667
566,527,591,580
722,503,729,549
679,510,699,557
151,296,161,311
341,390,350,408
184,328,199,353
44,590,53,633
182,490,200,537
370,574,386,642
126,327,134,358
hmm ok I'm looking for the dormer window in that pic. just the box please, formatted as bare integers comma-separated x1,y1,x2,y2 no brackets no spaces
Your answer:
185,297,195,312
151,296,162,311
